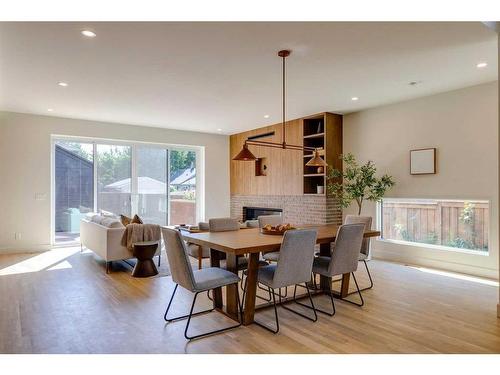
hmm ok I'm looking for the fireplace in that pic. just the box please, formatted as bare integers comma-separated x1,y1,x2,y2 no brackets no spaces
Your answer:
243,206,282,221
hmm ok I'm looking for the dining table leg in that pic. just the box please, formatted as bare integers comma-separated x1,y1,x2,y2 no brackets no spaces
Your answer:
209,248,223,309
242,252,260,325
224,254,240,321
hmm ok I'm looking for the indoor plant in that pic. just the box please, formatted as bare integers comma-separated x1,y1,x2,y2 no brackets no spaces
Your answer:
327,153,395,215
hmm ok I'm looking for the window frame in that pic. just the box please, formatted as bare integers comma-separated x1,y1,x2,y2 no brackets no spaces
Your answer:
50,135,205,246
377,197,491,256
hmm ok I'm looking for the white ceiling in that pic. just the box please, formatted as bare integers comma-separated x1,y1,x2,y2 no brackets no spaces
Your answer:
0,22,497,134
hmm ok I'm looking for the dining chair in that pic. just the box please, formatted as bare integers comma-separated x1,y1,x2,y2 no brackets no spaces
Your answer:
185,222,210,269
344,215,374,291
244,228,318,334
161,227,242,340
299,223,365,316
259,215,283,263
208,217,240,232
206,217,270,301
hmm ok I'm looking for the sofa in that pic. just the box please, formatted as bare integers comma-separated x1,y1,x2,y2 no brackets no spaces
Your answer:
80,214,160,273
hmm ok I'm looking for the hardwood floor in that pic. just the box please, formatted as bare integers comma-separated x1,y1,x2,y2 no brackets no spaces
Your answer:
0,247,499,353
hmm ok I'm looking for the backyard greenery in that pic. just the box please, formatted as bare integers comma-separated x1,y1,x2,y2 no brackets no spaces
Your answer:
327,153,395,215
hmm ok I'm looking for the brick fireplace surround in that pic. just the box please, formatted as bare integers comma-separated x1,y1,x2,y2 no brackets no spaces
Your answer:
230,195,342,226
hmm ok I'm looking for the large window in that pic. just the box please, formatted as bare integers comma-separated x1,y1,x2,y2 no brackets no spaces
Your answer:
54,141,94,243
169,150,197,225
380,198,489,253
53,138,201,244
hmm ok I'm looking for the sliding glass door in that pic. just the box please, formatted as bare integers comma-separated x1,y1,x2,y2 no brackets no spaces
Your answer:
54,140,94,243
96,144,132,217
53,139,200,244
136,146,168,225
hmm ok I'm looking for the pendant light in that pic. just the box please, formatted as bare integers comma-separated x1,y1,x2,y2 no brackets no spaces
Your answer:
305,149,326,167
233,50,327,168
233,143,257,161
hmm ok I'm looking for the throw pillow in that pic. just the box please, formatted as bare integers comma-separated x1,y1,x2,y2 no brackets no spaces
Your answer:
120,214,131,226
120,214,143,226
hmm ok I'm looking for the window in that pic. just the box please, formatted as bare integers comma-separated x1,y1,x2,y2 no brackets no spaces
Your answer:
52,137,202,244
54,141,94,243
380,198,489,253
169,149,197,225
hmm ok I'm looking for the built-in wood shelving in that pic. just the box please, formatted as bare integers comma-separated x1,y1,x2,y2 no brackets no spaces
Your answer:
302,113,343,195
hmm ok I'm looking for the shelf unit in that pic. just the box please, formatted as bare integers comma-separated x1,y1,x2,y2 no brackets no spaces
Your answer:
302,113,343,195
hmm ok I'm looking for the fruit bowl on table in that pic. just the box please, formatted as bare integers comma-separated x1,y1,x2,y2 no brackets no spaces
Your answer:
260,224,296,235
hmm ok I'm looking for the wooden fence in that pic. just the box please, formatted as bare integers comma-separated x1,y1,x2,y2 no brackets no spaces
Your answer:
382,199,489,251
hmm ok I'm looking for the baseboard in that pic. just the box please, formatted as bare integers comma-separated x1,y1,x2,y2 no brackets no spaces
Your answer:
372,247,498,280
0,244,52,254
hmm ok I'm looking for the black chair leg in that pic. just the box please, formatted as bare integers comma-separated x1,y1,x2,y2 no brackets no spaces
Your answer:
158,253,161,267
347,260,374,296
340,273,364,307
253,287,280,334
294,282,335,317
242,275,272,303
280,283,318,322
165,284,242,340
164,284,214,322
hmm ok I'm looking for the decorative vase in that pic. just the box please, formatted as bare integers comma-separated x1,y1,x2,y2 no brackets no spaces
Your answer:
317,185,324,194
317,166,324,174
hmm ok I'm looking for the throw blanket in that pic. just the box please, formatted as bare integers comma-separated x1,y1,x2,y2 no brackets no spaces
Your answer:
121,223,161,251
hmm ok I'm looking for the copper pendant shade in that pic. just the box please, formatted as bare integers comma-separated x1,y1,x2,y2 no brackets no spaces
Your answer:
305,148,327,167
233,143,257,161
233,50,327,167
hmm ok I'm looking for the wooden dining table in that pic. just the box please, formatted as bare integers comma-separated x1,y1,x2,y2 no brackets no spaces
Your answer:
181,224,380,325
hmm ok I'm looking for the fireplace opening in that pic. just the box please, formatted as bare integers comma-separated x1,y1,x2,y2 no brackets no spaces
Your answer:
243,206,282,221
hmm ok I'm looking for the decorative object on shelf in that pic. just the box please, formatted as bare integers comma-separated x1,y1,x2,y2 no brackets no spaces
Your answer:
317,166,324,174
327,153,395,215
317,185,324,194
255,157,267,176
410,148,436,175
233,50,327,167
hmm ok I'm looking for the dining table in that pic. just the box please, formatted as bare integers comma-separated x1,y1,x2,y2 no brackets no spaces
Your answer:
181,224,380,325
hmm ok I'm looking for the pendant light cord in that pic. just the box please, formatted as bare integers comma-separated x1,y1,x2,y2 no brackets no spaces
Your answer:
282,53,286,147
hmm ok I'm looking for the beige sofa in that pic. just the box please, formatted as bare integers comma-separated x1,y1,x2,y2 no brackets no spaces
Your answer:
80,215,160,273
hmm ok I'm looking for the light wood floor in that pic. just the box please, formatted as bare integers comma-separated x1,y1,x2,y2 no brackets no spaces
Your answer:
0,247,499,353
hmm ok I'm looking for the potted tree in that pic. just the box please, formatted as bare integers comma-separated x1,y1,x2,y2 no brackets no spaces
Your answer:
327,153,395,215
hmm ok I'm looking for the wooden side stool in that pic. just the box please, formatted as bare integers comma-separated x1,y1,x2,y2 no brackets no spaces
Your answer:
132,241,159,277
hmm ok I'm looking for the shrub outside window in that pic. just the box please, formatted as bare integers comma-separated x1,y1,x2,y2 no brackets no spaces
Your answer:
380,198,489,253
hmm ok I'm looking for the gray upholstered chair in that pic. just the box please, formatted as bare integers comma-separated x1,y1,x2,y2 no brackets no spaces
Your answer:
161,227,242,340
207,218,248,270
208,217,240,232
344,215,374,291
306,223,365,316
259,215,283,263
245,229,318,334
186,222,210,269
245,220,259,228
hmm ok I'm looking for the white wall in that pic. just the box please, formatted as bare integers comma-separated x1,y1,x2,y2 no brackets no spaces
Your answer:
344,82,499,279
0,111,230,252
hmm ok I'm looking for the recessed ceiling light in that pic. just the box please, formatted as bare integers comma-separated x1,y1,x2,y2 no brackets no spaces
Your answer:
58,82,68,87
351,97,359,101
476,62,488,68
47,108,54,112
81,30,96,38
264,114,270,119
217,128,222,132
409,80,423,86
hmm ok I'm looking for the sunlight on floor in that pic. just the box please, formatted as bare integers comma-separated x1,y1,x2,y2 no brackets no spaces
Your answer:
0,247,79,276
408,265,499,287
